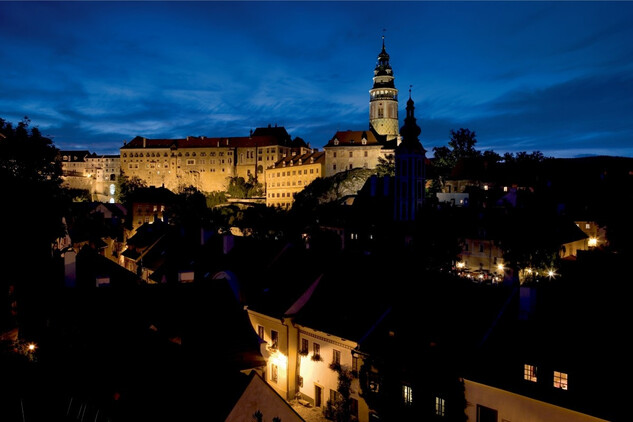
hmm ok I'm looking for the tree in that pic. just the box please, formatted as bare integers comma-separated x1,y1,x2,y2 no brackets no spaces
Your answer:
226,175,263,199
448,128,480,161
431,128,481,185
375,154,395,177
0,117,67,334
327,364,354,422
115,173,146,204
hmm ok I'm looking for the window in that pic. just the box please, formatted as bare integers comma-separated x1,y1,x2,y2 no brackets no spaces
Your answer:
402,385,413,405
477,405,497,422
271,364,278,383
333,164,337,171
524,364,537,382
352,356,359,373
332,349,341,365
330,389,341,404
435,397,445,416
271,330,278,349
333,152,337,158
301,338,309,354
553,371,568,390
349,151,353,157
349,164,353,170
350,398,358,420
364,151,368,157
313,342,320,357
186,159,195,165
257,325,265,340
585,223,591,229
479,243,484,253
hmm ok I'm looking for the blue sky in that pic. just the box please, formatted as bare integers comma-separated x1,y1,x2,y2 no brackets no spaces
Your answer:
1,1,632,158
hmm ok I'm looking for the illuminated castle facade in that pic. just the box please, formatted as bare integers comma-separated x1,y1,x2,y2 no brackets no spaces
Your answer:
119,126,310,193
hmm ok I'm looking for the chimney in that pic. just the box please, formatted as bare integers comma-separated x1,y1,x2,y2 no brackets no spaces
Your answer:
143,138,146,148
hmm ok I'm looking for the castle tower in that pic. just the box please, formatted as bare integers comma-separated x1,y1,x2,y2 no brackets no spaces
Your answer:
369,36,399,141
394,88,426,221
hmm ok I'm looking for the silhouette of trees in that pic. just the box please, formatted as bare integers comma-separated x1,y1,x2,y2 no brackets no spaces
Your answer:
0,117,67,333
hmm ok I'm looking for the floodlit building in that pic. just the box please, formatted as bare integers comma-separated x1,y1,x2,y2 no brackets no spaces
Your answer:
59,150,120,202
119,125,309,193
265,151,325,209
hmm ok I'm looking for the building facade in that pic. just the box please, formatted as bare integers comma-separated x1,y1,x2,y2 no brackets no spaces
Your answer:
323,130,392,178
265,151,325,209
120,126,309,194
60,150,120,202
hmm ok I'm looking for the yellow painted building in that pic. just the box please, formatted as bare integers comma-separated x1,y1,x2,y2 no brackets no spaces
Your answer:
120,126,309,193
266,151,325,209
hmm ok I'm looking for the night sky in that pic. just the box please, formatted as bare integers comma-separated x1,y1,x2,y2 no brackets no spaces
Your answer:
2,1,632,158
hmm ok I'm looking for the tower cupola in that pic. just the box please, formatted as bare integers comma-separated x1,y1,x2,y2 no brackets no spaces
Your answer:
369,36,399,140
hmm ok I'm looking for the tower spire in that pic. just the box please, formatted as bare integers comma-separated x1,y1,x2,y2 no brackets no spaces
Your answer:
369,34,399,141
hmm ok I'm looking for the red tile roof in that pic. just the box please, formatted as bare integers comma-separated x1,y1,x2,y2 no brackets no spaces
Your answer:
325,130,386,147
271,151,325,167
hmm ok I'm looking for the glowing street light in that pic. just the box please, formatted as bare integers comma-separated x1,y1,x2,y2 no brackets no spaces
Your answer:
588,237,598,247
27,343,36,352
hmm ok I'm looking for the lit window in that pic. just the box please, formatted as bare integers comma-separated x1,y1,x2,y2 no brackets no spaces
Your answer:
553,371,568,390
435,396,445,416
524,364,537,382
257,325,264,340
313,342,320,358
402,385,413,405
585,223,591,229
271,330,278,349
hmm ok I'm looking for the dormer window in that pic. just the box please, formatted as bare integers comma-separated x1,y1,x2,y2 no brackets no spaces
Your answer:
362,138,367,145
333,139,339,146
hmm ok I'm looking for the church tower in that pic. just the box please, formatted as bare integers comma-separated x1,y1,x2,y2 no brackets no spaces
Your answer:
394,88,426,222
369,36,399,141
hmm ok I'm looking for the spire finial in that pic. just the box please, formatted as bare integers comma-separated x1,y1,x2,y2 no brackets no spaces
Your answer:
382,29,386,48
409,85,412,99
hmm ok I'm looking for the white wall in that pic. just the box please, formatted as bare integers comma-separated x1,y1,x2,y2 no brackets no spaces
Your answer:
464,379,608,422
